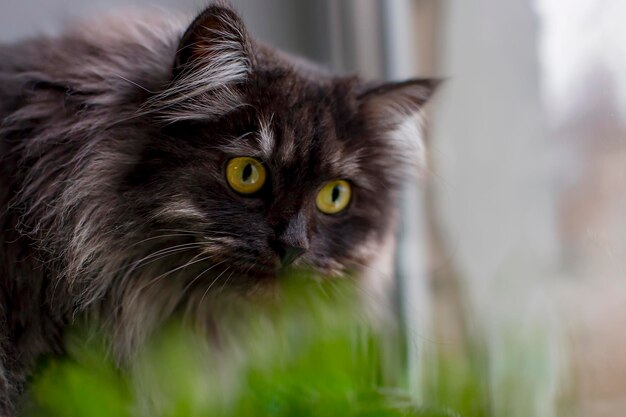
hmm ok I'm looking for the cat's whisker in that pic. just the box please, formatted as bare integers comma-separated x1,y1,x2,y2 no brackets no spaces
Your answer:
217,268,236,293
145,250,211,283
128,233,197,248
124,242,204,269
126,253,216,307
199,266,232,306
114,242,206,278
181,259,228,295
151,228,204,235
152,228,240,238
103,251,221,330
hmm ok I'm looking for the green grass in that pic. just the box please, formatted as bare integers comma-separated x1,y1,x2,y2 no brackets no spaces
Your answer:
19,273,569,417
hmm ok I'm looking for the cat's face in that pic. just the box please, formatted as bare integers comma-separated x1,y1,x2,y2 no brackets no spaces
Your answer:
116,5,437,283
130,75,384,278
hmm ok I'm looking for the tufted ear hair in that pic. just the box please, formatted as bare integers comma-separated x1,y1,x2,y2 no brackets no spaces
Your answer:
173,3,253,80
147,3,253,123
358,78,441,128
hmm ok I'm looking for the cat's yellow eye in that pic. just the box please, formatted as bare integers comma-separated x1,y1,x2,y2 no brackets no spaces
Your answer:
316,180,352,214
226,157,266,194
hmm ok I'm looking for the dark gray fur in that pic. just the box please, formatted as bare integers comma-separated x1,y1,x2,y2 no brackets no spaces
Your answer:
0,3,436,414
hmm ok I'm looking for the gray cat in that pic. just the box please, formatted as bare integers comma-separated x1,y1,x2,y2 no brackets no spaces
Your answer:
0,3,436,414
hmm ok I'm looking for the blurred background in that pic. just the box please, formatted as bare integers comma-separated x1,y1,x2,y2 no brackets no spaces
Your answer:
2,0,625,416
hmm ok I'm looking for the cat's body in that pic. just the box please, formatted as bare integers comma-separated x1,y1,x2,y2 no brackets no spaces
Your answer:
0,4,435,414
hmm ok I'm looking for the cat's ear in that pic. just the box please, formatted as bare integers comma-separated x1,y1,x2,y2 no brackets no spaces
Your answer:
358,78,440,127
173,3,252,81
358,78,441,172
148,4,252,122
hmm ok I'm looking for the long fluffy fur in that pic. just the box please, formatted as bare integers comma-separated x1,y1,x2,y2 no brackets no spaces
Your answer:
0,4,436,414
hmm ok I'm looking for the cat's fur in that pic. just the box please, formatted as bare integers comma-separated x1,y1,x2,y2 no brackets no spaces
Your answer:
0,3,436,414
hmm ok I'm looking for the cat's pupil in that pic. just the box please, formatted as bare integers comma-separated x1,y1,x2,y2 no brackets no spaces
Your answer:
332,186,341,203
242,163,253,182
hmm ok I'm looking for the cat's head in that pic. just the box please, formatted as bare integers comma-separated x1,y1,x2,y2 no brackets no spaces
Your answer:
116,4,438,282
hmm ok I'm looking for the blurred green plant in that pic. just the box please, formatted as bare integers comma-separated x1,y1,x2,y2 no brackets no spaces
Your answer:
18,272,566,417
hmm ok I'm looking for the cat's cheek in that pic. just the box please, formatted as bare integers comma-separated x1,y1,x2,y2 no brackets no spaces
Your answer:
301,242,347,277
152,199,207,223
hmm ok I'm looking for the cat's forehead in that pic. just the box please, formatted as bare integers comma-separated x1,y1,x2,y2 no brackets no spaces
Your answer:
217,108,363,182
220,73,366,179
248,66,359,114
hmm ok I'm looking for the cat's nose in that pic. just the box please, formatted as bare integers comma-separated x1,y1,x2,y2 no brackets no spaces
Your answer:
274,244,306,267
272,211,310,267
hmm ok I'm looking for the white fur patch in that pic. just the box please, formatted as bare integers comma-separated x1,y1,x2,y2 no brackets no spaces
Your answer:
155,199,205,221
390,112,426,169
258,116,275,158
